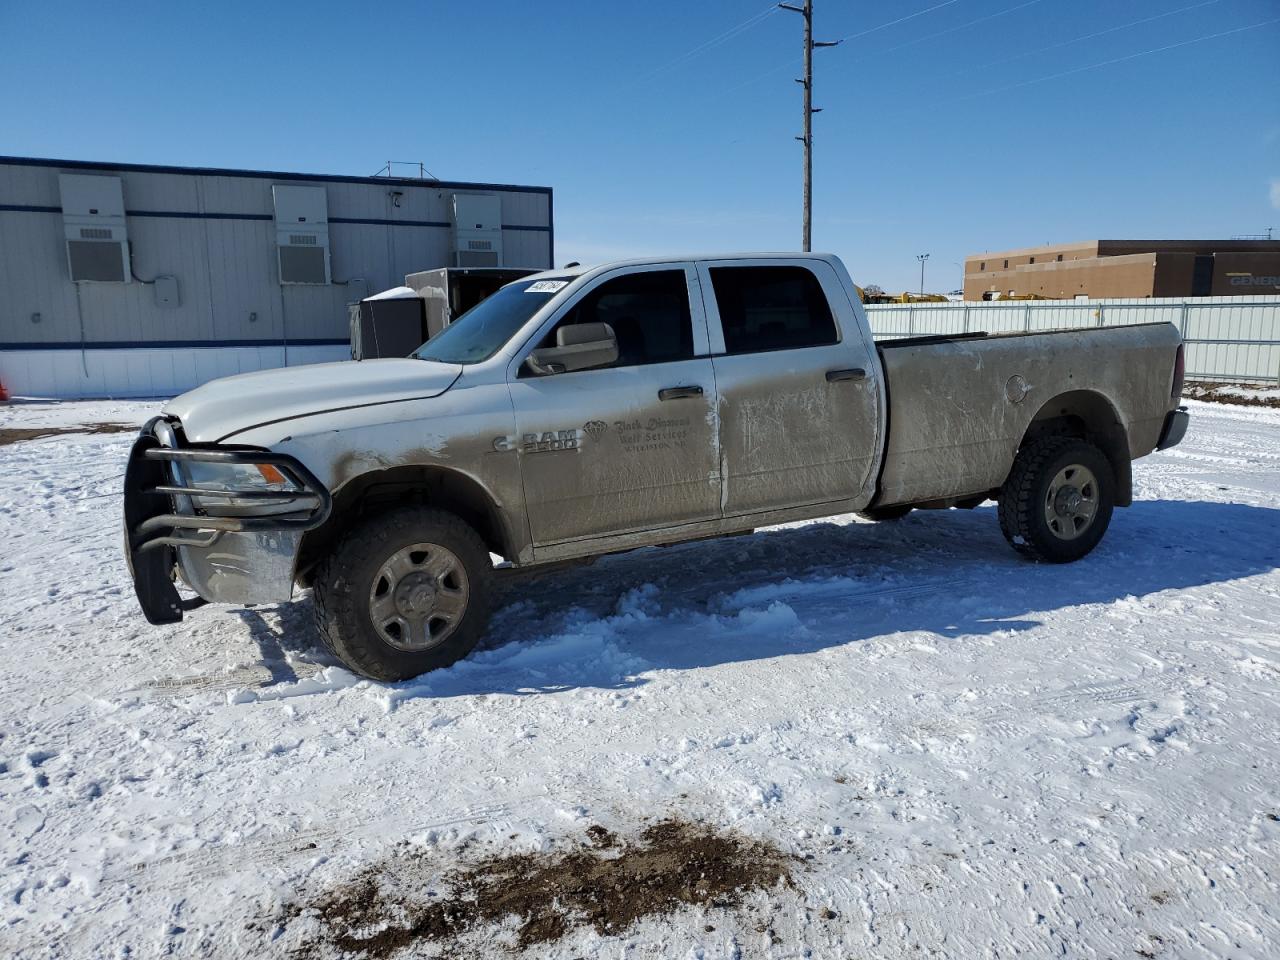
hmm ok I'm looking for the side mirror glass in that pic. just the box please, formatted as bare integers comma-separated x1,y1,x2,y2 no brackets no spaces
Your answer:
525,322,618,375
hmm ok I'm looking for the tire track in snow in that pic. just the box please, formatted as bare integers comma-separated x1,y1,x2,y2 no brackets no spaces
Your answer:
1038,671,1192,707
952,671,1196,743
135,660,326,697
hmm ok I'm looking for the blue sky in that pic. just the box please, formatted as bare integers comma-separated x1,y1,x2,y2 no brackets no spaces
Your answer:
2,0,1277,291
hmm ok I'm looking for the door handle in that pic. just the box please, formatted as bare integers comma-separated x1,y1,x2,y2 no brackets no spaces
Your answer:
658,385,704,401
825,368,867,382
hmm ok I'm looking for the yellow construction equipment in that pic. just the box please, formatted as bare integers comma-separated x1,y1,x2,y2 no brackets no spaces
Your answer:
854,284,949,304
893,291,949,303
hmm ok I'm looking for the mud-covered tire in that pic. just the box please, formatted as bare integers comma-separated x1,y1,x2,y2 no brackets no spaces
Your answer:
857,504,913,522
312,507,492,681
998,436,1115,563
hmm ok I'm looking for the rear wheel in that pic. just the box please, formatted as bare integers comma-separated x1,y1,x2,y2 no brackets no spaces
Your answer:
998,436,1115,563
857,504,913,522
313,506,492,681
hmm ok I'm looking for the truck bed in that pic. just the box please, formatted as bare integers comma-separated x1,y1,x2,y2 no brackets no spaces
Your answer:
874,323,1181,507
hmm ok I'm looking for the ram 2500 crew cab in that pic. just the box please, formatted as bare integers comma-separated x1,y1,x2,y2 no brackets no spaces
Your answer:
124,254,1190,680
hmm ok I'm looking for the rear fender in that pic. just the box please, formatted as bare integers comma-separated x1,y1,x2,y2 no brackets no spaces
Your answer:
1020,390,1132,506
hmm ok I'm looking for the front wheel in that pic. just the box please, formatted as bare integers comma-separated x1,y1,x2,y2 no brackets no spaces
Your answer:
313,507,493,681
998,437,1115,563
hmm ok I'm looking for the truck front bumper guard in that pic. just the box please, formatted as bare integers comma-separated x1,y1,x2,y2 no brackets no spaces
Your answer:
123,417,331,625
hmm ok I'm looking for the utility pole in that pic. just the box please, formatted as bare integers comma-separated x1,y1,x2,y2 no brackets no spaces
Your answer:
780,1,839,252
917,253,930,295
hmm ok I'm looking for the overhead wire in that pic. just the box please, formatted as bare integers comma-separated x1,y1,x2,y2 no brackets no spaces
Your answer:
937,0,1226,82
950,15,1280,102
832,0,967,43
703,0,1024,104
621,3,780,90
869,0,1046,57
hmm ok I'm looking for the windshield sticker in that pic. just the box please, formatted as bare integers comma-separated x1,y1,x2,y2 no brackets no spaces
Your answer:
526,280,569,294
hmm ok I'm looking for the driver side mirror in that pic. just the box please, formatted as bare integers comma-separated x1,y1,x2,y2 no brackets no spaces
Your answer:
525,322,619,376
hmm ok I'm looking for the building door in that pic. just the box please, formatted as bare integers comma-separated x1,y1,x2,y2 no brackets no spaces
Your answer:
508,265,721,546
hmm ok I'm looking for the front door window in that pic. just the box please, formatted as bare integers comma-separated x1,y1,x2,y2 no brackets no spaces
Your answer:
510,267,721,546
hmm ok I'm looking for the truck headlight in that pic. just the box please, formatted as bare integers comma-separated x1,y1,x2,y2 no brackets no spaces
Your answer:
180,460,303,513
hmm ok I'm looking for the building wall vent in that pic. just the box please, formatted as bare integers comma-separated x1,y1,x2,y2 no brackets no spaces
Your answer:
452,193,503,268
59,174,130,282
272,184,331,284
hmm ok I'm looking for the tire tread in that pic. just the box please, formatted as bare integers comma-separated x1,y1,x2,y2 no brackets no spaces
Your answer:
311,506,491,680
998,436,1113,563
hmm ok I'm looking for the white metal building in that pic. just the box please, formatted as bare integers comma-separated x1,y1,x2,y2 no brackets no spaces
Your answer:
0,156,553,398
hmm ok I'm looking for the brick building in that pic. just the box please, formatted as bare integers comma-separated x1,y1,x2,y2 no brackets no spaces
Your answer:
963,239,1280,301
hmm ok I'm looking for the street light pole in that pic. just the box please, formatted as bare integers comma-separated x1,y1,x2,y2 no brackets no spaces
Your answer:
917,253,930,296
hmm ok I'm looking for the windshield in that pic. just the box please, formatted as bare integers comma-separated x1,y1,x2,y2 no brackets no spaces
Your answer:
413,277,572,364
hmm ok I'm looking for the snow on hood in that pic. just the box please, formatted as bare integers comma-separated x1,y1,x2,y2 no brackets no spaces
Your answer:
164,358,463,443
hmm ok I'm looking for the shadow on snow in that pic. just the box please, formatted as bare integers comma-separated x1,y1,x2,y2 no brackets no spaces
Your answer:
243,499,1280,700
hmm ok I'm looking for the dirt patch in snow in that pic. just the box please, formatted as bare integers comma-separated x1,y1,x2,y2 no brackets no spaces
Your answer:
0,423,136,446
1184,381,1280,409
292,819,794,955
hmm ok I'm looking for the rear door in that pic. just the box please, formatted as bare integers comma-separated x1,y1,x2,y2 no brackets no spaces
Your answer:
508,264,721,546
696,258,881,516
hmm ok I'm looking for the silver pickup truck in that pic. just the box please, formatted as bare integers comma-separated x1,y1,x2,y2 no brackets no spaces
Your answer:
124,254,1189,680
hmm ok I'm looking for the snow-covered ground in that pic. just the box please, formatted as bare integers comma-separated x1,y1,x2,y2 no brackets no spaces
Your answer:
2,398,1279,958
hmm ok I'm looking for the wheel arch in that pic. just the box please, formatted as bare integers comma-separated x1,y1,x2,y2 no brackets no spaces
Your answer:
296,464,514,585
1018,389,1132,506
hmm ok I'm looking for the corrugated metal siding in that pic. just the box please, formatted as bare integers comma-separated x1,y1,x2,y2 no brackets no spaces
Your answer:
0,344,350,399
866,296,1280,382
0,158,551,397
0,159,551,350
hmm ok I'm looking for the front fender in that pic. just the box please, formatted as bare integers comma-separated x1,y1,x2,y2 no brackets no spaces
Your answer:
231,378,531,564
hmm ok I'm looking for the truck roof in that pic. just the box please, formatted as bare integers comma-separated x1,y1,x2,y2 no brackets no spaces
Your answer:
519,252,842,283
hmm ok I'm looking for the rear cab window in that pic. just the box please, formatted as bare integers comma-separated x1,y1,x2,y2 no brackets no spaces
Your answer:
708,265,838,354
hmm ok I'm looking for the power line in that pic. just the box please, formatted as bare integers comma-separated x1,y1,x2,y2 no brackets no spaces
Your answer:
622,3,779,90
952,15,1280,102
938,0,1225,82
713,0,1215,106
813,0,1046,86
871,0,1046,57
706,0,976,105
833,0,967,43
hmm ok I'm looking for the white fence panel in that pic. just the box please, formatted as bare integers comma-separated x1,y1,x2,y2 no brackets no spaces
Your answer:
865,296,1280,383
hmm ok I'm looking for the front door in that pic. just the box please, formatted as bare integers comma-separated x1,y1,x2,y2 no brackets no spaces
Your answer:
696,258,882,516
508,265,720,546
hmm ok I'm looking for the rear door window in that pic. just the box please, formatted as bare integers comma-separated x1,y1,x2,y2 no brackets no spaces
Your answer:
709,265,838,354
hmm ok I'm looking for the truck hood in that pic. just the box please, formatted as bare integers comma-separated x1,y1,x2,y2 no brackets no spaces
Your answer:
164,358,463,443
